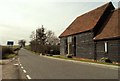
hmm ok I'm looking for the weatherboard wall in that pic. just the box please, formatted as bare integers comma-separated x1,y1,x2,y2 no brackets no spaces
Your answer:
96,39,120,62
76,31,95,59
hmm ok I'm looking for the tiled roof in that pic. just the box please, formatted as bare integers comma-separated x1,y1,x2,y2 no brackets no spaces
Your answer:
94,8,120,40
59,2,112,37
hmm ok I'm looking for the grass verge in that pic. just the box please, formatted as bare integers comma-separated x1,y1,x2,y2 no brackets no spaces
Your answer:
2,54,16,59
24,49,120,66
49,55,120,66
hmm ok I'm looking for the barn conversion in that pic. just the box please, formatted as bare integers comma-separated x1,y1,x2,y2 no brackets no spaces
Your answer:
59,2,120,62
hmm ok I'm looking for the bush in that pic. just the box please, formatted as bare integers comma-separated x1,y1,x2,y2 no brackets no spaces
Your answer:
99,57,112,63
66,54,73,58
45,45,60,55
2,46,14,59
2,47,14,54
2,54,16,59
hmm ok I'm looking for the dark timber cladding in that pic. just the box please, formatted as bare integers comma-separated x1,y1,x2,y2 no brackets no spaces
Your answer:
59,2,120,62
94,8,120,62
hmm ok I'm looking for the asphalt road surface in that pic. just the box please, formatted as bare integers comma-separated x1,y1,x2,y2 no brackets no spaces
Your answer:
18,48,119,79
0,65,2,80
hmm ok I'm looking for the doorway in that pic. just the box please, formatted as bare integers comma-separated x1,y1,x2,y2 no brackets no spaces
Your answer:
72,36,76,56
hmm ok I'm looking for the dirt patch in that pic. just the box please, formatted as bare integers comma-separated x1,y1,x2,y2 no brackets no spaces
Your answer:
2,58,20,79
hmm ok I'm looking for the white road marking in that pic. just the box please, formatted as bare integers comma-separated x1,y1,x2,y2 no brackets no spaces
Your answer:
26,75,32,79
12,58,15,60
19,63,31,79
18,58,31,79
20,64,22,66
23,70,27,73
13,64,19,66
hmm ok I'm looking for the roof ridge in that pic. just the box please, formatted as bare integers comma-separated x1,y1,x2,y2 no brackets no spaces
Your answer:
59,2,113,37
77,2,112,18
114,7,120,11
94,5,120,40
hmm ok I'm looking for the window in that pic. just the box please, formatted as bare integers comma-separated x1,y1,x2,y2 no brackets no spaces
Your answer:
67,36,72,43
104,42,108,53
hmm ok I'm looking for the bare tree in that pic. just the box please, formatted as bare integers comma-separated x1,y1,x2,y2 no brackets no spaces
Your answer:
36,26,47,45
29,25,47,53
29,25,60,55
46,30,60,45
30,31,36,41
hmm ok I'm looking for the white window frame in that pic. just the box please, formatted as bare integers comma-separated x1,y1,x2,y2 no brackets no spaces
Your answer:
104,42,108,53
67,36,72,43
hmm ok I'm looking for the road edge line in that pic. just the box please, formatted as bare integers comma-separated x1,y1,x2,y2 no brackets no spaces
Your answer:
26,75,32,79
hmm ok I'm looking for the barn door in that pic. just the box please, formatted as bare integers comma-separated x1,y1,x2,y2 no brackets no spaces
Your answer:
73,36,76,56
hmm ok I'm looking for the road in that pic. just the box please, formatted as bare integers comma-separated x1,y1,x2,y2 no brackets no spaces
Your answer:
18,49,119,79
0,65,2,80
2,58,20,79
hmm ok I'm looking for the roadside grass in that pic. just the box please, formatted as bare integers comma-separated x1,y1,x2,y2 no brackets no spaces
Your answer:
2,54,16,59
49,55,120,66
0,53,16,65
24,48,120,66
12,45,20,49
24,46,44,55
24,45,31,50
0,62,5,65
1,46,18,59
25,48,40,55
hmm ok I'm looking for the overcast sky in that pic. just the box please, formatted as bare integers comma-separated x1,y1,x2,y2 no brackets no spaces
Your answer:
0,0,119,45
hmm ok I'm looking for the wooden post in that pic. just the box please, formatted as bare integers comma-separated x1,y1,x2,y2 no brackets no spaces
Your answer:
68,43,70,55
94,42,97,62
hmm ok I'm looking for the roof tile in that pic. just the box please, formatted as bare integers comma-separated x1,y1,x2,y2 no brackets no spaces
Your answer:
94,8,120,40
59,2,112,37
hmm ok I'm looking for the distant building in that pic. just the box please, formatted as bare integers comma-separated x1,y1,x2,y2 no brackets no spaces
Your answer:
59,2,120,62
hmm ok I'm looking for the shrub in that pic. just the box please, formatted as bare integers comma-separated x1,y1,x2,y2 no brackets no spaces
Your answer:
99,57,112,63
2,46,14,59
45,45,60,55
66,54,73,58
